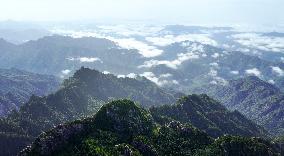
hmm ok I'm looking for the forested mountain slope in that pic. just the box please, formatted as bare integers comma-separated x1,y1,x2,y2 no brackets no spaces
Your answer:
194,76,284,136
0,68,60,116
20,99,280,156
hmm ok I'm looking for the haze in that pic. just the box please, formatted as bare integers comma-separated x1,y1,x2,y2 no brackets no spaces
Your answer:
0,0,283,25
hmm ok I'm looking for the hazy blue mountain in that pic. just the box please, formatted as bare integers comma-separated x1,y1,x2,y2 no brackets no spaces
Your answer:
0,29,51,44
143,41,284,93
158,25,233,35
194,76,284,136
263,32,284,37
0,36,145,76
0,68,60,116
0,20,51,44
1,34,283,94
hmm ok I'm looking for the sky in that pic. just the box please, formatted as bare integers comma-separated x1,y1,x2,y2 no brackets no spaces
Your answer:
0,0,283,25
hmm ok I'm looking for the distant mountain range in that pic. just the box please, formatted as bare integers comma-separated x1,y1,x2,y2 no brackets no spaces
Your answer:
0,68,269,155
0,35,283,91
144,41,284,93
0,68,60,116
0,36,145,76
0,23,284,155
194,76,284,136
0,21,51,44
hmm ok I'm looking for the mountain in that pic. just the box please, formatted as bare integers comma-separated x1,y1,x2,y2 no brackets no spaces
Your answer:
262,32,284,38
159,25,232,35
194,76,284,136
0,68,60,116
19,99,280,156
0,67,270,155
0,35,145,76
0,29,50,44
0,20,51,44
4,67,177,135
140,41,284,92
0,67,178,155
150,94,267,138
1,35,284,93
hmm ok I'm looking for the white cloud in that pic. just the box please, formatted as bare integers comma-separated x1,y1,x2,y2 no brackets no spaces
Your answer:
139,72,178,86
126,73,137,78
117,74,126,78
209,62,219,68
268,79,275,84
214,77,228,85
79,57,102,63
52,29,163,58
146,34,218,47
160,73,172,78
60,69,71,78
139,52,199,69
222,44,231,49
211,53,220,58
139,43,203,69
210,81,218,85
51,29,104,39
172,80,179,85
230,70,239,75
271,66,284,76
201,54,207,57
61,69,71,75
103,71,110,74
207,68,228,85
117,73,137,79
140,72,166,86
67,57,103,63
236,48,250,53
208,69,218,77
98,25,164,37
210,77,228,85
245,68,261,77
183,42,205,53
113,38,163,57
232,33,284,52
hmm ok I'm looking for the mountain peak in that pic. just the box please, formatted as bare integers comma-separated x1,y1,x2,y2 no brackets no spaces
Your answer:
93,99,155,139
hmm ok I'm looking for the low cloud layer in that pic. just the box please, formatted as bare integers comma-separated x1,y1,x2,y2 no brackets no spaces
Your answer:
271,66,284,76
230,70,239,75
113,38,163,57
139,52,199,69
139,43,203,69
67,57,103,63
245,68,262,77
61,69,71,75
232,33,284,52
60,69,71,78
140,72,178,86
53,29,164,58
98,25,163,37
146,34,218,47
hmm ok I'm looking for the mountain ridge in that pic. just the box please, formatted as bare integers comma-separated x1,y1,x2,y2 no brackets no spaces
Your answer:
194,76,284,136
